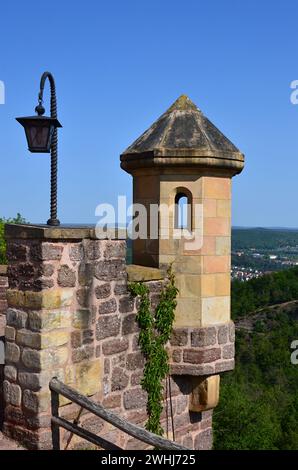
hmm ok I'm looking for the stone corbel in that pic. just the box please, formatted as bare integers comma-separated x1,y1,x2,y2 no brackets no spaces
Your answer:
189,375,220,412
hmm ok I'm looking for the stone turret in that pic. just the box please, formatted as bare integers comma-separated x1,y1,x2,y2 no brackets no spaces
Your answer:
121,95,244,328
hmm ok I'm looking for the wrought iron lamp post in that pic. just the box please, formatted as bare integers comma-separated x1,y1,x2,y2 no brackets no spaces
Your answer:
16,72,62,226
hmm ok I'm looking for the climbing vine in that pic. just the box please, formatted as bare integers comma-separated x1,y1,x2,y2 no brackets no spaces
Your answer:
128,265,178,436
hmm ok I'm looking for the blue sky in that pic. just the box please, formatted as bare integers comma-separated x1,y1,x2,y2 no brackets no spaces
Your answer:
0,0,298,227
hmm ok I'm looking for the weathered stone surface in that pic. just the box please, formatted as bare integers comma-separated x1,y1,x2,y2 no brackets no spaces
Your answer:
83,240,101,260
78,262,94,286
222,343,235,359
122,314,139,335
217,324,228,344
102,394,121,408
96,315,120,341
82,329,93,344
33,278,54,289
126,438,149,450
214,359,234,373
58,265,76,287
22,347,68,371
119,296,135,313
69,244,83,261
4,365,17,381
7,289,73,310
5,326,16,341
182,435,193,449
95,283,111,299
73,309,92,329
76,287,89,307
5,342,20,363
3,380,22,406
229,322,235,342
112,353,125,367
104,241,126,259
98,298,117,315
170,329,188,346
71,330,81,349
130,370,143,386
64,360,102,398
111,367,129,391
127,265,164,282
23,389,50,413
176,395,189,415
7,263,36,288
174,412,189,429
6,243,27,261
126,352,145,370
123,388,147,410
25,413,51,430
6,308,27,329
72,345,94,363
40,263,55,277
16,329,41,349
170,364,214,375
172,349,182,363
184,348,221,364
28,310,71,331
4,405,25,426
31,243,63,261
191,327,217,347
94,260,126,281
114,283,127,295
194,428,213,450
104,358,110,374
102,338,129,355
18,372,47,391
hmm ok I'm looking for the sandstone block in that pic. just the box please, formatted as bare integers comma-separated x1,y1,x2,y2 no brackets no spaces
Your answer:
119,296,135,313
183,348,221,364
122,313,139,335
102,338,129,355
5,342,20,363
98,298,117,315
191,327,217,347
3,380,22,406
6,308,27,329
95,283,111,299
126,352,145,370
5,326,16,341
4,365,17,381
96,315,120,341
111,367,129,391
123,388,147,410
58,265,76,287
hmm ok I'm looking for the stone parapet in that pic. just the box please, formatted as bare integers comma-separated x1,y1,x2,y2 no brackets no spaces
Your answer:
0,266,8,336
169,322,235,375
2,225,216,450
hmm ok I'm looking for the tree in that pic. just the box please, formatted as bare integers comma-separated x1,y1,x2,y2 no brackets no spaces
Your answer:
0,213,26,264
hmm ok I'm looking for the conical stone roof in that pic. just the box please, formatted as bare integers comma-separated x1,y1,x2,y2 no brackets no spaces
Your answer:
120,95,244,175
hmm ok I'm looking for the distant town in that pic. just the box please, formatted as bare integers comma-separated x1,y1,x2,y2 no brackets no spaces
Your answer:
231,227,298,281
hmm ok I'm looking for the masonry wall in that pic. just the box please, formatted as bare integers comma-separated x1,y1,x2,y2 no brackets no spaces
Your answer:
2,232,234,450
0,266,8,336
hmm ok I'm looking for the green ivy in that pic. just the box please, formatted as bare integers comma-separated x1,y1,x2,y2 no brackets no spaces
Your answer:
128,265,178,436
0,213,27,264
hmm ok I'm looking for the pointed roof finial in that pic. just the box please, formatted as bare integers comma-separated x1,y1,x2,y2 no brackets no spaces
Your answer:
167,95,199,112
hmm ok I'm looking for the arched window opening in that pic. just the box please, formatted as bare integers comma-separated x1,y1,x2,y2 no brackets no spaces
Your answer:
175,192,192,230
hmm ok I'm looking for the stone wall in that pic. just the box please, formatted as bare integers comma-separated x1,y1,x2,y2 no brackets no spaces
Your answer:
0,266,8,336
0,266,8,426
2,225,234,450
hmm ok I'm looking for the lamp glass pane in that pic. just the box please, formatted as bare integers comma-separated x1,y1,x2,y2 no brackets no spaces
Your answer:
26,125,50,150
